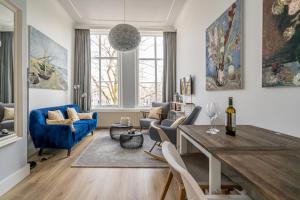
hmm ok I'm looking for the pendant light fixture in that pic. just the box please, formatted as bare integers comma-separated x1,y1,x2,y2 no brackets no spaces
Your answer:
108,0,141,52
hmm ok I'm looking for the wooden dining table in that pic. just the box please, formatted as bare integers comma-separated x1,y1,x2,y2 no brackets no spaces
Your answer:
177,125,300,200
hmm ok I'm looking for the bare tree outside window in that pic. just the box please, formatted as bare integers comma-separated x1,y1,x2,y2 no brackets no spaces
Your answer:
90,34,163,108
91,34,119,107
138,36,163,106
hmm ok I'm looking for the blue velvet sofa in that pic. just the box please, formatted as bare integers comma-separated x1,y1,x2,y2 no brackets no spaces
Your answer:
29,104,98,156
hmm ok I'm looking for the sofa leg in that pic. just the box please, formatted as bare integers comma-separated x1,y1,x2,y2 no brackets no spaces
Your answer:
91,131,94,136
67,149,71,157
38,148,43,156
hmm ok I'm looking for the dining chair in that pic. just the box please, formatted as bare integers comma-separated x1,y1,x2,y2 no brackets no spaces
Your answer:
161,142,251,200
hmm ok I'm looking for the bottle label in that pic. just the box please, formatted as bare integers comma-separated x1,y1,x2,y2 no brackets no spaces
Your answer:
232,113,236,128
225,113,236,128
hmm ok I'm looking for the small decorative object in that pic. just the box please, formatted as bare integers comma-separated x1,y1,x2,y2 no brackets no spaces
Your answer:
185,76,193,96
29,26,68,90
120,117,130,126
108,0,141,51
176,104,182,111
206,0,242,90
262,0,300,87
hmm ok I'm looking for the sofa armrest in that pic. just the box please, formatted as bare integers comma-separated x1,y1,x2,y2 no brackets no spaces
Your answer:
92,112,98,120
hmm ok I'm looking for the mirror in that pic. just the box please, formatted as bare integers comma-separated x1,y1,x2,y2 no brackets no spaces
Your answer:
0,2,15,138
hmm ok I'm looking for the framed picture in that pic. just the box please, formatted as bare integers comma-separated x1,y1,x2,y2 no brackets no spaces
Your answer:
28,26,68,90
262,0,300,87
206,0,242,90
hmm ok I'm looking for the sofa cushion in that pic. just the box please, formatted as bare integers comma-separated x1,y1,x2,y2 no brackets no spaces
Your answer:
46,119,75,132
74,119,97,131
67,107,80,122
78,113,93,120
48,110,65,121
0,103,14,122
2,107,14,121
73,123,89,143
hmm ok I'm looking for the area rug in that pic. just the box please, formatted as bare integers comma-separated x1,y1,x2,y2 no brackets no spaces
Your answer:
72,131,168,168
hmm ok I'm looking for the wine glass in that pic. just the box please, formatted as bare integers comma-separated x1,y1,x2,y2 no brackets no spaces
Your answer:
205,102,219,134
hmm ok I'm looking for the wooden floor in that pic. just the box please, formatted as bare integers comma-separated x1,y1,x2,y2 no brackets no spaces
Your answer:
1,130,178,200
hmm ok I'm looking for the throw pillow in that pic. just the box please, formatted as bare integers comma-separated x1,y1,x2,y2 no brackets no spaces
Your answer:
67,107,80,122
46,119,76,132
148,107,162,120
170,116,186,128
78,113,93,120
48,110,65,121
2,107,14,121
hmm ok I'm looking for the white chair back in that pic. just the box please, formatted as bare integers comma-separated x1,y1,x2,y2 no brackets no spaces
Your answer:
162,142,206,200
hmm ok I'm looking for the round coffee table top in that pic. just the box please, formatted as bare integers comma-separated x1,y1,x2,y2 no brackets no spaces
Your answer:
111,123,133,128
121,131,142,136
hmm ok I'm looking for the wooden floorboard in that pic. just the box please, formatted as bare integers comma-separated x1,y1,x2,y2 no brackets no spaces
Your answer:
1,130,177,200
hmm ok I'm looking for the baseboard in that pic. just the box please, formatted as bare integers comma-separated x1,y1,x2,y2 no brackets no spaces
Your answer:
0,164,30,196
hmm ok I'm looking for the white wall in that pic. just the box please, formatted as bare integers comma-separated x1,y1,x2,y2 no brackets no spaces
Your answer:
0,0,29,194
27,0,74,156
175,0,300,137
28,0,74,111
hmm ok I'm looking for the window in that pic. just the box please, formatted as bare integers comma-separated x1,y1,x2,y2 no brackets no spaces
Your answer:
91,34,120,107
138,36,163,106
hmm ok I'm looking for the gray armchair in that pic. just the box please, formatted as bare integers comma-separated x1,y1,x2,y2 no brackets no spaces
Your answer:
139,102,170,130
0,103,14,131
145,106,201,158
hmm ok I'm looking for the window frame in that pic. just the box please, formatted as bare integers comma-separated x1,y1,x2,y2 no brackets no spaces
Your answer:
91,33,121,108
136,34,163,107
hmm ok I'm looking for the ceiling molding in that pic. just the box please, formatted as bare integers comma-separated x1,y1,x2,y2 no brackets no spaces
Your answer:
59,0,186,29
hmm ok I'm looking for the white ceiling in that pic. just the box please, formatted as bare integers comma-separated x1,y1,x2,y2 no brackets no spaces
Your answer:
58,0,186,30
0,4,14,31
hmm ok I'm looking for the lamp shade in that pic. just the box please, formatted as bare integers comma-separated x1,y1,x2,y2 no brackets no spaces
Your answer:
108,24,141,52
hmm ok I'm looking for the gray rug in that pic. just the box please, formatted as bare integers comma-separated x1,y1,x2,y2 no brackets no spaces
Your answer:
72,131,168,168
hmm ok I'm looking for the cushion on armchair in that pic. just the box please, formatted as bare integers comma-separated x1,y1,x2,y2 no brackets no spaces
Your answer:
148,107,162,120
170,116,186,128
2,107,14,121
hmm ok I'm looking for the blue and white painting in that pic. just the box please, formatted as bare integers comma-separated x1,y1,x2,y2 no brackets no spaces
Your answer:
29,26,68,90
206,0,242,90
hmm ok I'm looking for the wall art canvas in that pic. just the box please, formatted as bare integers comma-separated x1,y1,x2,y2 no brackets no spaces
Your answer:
28,26,68,90
262,0,300,87
206,0,242,91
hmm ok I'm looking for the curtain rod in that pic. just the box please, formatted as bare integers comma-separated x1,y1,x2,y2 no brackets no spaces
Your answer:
74,24,176,32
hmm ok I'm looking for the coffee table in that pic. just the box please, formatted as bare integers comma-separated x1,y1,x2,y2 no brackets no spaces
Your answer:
120,131,144,149
109,123,133,140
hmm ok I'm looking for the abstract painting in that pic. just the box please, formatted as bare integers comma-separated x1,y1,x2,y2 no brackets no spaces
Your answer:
29,26,68,90
262,0,300,87
206,0,242,91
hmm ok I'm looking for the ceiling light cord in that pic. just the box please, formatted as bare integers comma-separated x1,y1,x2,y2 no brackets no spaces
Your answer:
123,0,125,24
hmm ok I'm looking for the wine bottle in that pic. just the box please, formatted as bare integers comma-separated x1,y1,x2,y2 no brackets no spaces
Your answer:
225,97,236,136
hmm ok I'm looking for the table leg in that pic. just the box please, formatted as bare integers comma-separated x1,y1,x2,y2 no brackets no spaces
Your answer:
209,155,221,195
179,131,188,154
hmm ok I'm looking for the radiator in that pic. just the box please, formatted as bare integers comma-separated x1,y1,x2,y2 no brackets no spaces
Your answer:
96,110,143,128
